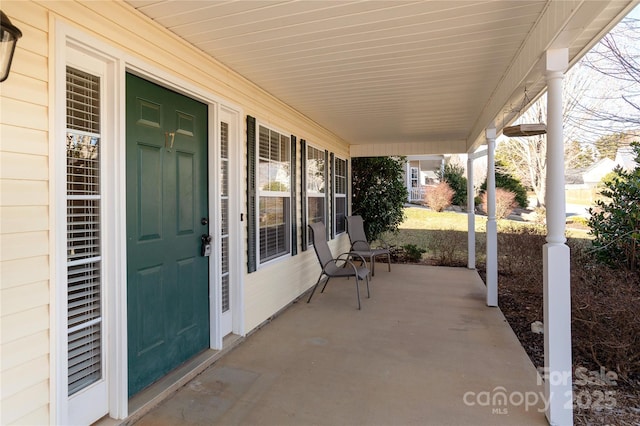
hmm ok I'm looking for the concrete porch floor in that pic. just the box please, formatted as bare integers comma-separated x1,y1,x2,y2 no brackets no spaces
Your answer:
133,264,548,426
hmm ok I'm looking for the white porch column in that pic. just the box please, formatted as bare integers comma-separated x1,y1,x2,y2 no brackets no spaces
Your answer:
485,127,497,307
544,48,573,426
467,156,475,269
406,161,412,202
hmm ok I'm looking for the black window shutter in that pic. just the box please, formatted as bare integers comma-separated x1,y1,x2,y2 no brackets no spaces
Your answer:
246,116,257,273
290,135,298,256
330,152,335,239
325,150,330,239
300,139,308,251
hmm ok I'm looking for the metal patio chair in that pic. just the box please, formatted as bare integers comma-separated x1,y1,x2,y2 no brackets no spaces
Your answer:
346,215,391,277
307,221,370,310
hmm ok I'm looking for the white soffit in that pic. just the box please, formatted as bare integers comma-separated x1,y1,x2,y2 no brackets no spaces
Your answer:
126,0,638,154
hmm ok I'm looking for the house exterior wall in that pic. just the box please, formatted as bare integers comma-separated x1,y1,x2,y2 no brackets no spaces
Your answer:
0,1,350,424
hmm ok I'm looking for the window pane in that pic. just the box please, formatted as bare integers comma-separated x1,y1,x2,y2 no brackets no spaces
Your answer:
259,196,290,262
258,125,290,192
307,196,325,242
335,158,347,195
66,66,102,396
335,196,346,234
307,146,325,193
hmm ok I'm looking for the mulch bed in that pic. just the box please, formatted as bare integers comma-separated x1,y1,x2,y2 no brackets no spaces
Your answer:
489,270,640,425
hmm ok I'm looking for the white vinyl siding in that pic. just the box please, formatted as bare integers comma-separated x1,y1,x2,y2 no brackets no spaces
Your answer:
65,67,104,396
257,125,291,264
0,3,51,425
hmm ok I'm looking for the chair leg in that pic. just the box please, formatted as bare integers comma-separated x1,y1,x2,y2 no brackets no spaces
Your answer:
320,276,331,293
307,273,324,303
355,277,361,310
371,256,376,277
365,275,370,299
387,252,391,272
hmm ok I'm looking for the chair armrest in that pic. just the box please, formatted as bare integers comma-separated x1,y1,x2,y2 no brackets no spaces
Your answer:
337,251,368,268
323,257,361,274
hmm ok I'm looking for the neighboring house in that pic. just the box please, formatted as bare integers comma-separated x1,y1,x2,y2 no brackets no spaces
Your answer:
566,147,637,204
1,2,636,426
582,158,617,185
405,155,447,202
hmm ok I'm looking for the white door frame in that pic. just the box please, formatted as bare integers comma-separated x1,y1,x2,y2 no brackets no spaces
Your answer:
53,21,245,422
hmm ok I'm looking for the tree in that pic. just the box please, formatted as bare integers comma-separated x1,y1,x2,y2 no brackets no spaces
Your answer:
588,142,640,271
578,17,640,135
351,157,408,241
565,140,597,169
594,133,629,160
438,163,467,206
496,66,592,207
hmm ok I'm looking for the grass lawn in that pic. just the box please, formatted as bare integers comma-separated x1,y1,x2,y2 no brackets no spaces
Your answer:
381,206,590,265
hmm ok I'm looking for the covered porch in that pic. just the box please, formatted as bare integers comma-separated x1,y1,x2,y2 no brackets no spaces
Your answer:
130,264,546,425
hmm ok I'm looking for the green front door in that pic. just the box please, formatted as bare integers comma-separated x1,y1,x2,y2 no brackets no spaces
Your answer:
126,74,209,397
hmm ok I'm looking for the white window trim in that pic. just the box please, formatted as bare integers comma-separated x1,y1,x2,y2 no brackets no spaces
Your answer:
255,122,292,266
53,32,118,426
333,156,348,236
53,20,245,423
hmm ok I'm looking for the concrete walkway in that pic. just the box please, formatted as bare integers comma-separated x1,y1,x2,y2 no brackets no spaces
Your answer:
133,264,547,426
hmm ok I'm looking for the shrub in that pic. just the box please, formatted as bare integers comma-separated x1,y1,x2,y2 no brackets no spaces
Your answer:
424,182,454,212
481,188,516,219
388,244,426,263
402,244,426,262
438,164,467,206
497,223,546,276
588,142,640,271
352,157,408,241
480,166,529,209
426,230,467,266
570,241,640,381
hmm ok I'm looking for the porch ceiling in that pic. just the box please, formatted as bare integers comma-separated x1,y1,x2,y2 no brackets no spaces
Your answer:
125,1,636,155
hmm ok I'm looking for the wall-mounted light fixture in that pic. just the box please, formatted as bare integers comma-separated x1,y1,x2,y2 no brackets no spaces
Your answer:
0,11,23,83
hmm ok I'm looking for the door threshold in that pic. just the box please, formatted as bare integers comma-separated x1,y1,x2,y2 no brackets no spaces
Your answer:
95,334,244,426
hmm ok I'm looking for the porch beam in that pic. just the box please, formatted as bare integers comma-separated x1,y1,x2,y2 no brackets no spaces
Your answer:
467,155,475,269
485,127,497,307
543,47,573,426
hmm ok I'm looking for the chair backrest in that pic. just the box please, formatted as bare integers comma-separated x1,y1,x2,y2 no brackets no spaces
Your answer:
346,215,370,251
309,222,339,274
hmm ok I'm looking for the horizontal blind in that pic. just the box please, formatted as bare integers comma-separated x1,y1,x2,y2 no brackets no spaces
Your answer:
258,125,291,263
220,121,230,312
66,66,103,396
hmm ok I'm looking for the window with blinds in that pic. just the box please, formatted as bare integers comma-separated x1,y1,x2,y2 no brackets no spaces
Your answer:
334,157,347,235
307,145,325,243
220,122,230,312
66,66,103,396
257,125,290,263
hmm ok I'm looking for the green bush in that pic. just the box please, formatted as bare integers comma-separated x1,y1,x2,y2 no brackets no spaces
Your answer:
352,157,408,241
402,244,426,262
588,142,640,271
480,165,528,208
438,164,467,206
